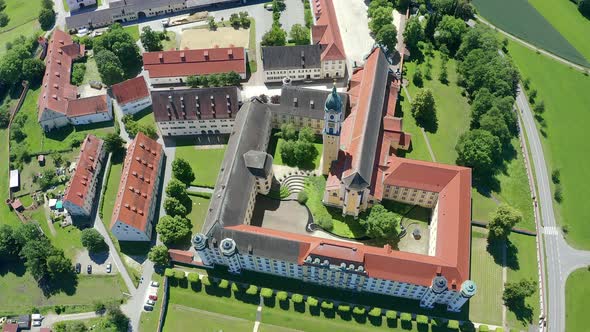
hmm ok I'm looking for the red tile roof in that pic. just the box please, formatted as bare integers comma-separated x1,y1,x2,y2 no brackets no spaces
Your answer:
40,328,52,332
143,47,246,78
67,95,110,117
111,76,150,106
64,135,104,208
38,29,85,119
311,0,345,61
168,249,194,265
110,133,163,232
2,323,18,332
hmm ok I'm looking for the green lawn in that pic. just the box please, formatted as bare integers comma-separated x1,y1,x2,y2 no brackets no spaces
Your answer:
161,31,177,51
13,149,77,197
0,273,125,316
472,0,588,66
175,142,226,188
82,57,101,85
403,54,535,231
0,129,21,227
133,106,157,128
123,25,140,42
505,233,540,328
164,303,254,332
270,137,322,170
0,0,42,54
565,268,590,332
100,151,123,223
187,194,211,234
468,229,503,326
528,0,590,63
507,40,590,248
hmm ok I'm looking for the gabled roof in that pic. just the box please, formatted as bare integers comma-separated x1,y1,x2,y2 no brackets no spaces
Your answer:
143,47,246,78
111,76,150,105
311,0,346,61
270,85,348,120
110,133,163,232
67,95,110,118
63,135,104,208
151,86,240,122
262,45,322,70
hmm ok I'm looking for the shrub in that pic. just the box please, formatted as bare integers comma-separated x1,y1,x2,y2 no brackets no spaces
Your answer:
447,319,460,330
494,328,504,332
231,283,239,292
554,184,563,202
385,310,397,319
368,307,381,317
297,191,308,204
201,276,211,286
400,312,412,322
174,269,185,279
479,325,490,332
338,304,350,312
291,293,303,303
306,296,319,306
260,287,273,298
187,272,200,283
551,169,561,184
246,285,258,295
218,279,229,289
164,268,174,277
316,214,333,231
276,291,288,301
321,301,333,310
353,306,366,315
416,314,428,324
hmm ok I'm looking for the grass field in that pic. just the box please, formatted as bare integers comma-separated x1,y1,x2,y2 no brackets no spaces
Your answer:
0,0,42,54
0,272,125,316
175,143,226,188
507,40,590,249
123,25,140,42
0,129,24,227
472,0,589,66
529,0,590,63
133,106,157,128
187,195,211,234
100,152,123,223
81,57,101,85
270,137,323,170
161,31,177,51
565,268,590,332
402,54,535,231
469,229,503,326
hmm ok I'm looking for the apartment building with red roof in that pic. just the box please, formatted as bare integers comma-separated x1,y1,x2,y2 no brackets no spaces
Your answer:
111,76,152,115
38,29,112,131
143,47,247,86
63,135,106,217
110,132,164,241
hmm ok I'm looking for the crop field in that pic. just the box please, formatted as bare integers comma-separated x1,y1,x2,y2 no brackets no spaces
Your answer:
472,0,589,66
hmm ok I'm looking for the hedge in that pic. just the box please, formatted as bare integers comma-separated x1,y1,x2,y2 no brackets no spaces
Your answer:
338,304,350,312
306,296,319,307
173,270,185,279
353,307,366,315
320,301,333,310
218,279,229,289
260,288,273,298
231,283,239,292
478,325,489,332
276,291,288,301
368,307,381,317
448,320,460,330
400,312,412,322
416,314,428,325
291,293,303,303
187,272,200,282
494,328,504,332
386,310,397,319
201,276,211,286
164,268,174,277
245,285,258,295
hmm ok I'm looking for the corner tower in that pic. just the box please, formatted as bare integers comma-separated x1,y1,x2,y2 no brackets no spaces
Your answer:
322,85,343,175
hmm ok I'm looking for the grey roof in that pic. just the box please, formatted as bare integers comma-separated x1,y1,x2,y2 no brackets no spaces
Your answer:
342,49,391,190
268,86,348,120
201,100,273,234
151,87,240,122
243,150,273,178
262,45,322,71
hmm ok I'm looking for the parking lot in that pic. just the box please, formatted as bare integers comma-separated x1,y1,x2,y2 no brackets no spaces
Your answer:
74,250,118,275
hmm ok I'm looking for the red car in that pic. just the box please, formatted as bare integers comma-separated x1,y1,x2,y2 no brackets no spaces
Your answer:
149,294,158,301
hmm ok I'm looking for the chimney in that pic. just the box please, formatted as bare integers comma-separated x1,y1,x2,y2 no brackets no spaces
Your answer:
227,49,233,59
310,100,315,109
293,97,298,107
158,53,164,63
180,52,185,61
204,50,209,60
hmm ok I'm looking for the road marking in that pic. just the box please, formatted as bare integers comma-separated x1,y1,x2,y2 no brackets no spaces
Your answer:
543,226,559,236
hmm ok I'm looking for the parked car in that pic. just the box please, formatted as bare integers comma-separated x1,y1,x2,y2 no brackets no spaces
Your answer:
75,263,81,274
161,18,170,26
264,3,273,10
106,263,112,273
149,294,158,301
32,320,41,327
87,265,92,274
146,299,156,306
150,281,159,287
143,305,154,311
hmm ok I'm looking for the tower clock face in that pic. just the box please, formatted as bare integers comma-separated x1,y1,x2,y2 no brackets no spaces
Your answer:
330,115,334,120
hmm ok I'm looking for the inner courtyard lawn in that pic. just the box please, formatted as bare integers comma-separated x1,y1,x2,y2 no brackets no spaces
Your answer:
133,106,157,128
187,194,211,234
565,268,590,332
402,53,535,231
0,0,42,54
123,25,140,42
507,40,590,249
174,143,226,188
269,136,323,170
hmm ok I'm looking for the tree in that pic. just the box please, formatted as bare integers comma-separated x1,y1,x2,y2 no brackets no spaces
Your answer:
218,279,229,288
369,7,393,36
470,88,494,128
186,75,200,88
579,0,590,17
0,105,9,128
376,24,397,52
297,191,308,204
41,0,53,9
164,197,188,217
0,13,9,28
455,129,502,178
166,178,188,198
503,279,537,306
488,204,522,239
411,89,437,131
386,310,397,320
289,24,310,45
277,123,298,140
39,168,58,190
103,306,129,332
187,272,200,283
261,26,287,46
20,237,53,280
46,251,72,277
361,204,401,239
551,169,561,184
276,291,288,301
403,17,424,53
291,293,303,303
81,229,107,253
148,245,170,266
245,285,258,295
156,215,192,244
0,224,19,261
368,0,392,18
412,66,423,87
71,63,87,86
164,268,174,277
479,107,511,145
321,301,333,310
95,50,124,85
38,8,55,31
307,296,319,306
174,269,185,280
239,12,251,28
298,126,315,143
0,44,31,86
439,60,448,83
416,314,428,324
434,15,467,55
172,158,195,184
400,312,412,321
201,275,211,286
534,101,545,114
338,304,351,312
447,319,459,330
0,0,5,10
140,27,163,52
208,17,218,30
13,223,43,247
230,13,241,28
260,287,273,298
93,23,142,77
354,307,367,315
103,133,125,153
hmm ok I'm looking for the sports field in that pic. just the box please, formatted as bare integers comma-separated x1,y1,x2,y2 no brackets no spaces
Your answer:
472,0,589,66
507,40,590,249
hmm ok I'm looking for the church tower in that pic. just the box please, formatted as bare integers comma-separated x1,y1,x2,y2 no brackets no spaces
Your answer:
322,85,343,175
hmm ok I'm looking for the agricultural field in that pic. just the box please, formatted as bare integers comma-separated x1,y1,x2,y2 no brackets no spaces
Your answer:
0,0,42,55
529,0,590,63
566,268,590,332
472,0,589,66
507,39,590,249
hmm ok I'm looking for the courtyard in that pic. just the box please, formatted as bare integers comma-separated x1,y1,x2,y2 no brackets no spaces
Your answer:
174,137,228,188
180,26,250,50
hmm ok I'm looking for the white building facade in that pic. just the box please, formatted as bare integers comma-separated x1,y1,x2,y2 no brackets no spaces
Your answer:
66,0,97,11
120,95,152,116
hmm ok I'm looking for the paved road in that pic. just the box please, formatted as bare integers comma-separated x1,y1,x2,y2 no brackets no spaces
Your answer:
515,84,590,331
476,15,589,73
53,0,68,30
